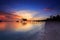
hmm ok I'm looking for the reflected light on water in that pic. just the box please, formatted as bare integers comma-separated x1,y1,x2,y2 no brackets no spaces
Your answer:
0,22,6,31
0,22,45,32
13,22,33,31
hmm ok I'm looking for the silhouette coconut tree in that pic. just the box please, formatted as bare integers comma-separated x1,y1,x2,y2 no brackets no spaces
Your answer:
46,15,60,21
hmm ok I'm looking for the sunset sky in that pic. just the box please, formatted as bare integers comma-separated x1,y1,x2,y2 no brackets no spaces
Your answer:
0,0,60,19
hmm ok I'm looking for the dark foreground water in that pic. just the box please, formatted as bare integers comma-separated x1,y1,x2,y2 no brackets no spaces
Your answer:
0,22,60,40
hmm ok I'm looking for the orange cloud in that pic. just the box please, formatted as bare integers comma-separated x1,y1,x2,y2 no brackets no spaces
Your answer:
0,11,22,20
0,15,6,20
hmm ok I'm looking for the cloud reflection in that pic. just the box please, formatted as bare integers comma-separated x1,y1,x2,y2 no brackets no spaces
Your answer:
0,22,45,32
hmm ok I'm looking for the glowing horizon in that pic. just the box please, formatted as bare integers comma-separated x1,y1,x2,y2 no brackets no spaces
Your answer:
13,10,39,20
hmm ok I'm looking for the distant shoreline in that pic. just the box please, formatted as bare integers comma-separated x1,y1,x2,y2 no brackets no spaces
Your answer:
0,20,60,22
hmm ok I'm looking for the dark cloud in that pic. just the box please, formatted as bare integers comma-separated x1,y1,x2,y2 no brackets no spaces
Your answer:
44,8,53,11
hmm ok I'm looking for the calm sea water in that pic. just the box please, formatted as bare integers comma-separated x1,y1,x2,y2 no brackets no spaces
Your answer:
0,22,60,40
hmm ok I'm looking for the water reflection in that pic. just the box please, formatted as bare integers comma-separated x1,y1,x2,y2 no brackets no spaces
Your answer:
0,22,45,40
0,22,45,32
0,22,60,40
0,22,6,31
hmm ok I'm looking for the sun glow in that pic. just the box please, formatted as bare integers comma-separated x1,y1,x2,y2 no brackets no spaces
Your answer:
20,13,32,19
13,10,37,20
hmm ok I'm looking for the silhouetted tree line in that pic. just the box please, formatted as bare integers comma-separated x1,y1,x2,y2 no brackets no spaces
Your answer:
47,15,60,21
